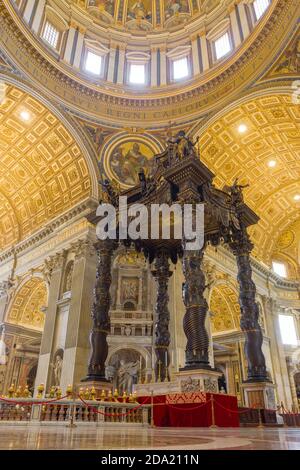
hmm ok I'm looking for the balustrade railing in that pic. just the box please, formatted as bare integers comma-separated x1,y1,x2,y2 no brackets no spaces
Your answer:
0,399,150,426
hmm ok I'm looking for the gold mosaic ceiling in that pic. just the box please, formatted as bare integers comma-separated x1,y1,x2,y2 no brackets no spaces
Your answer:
0,86,91,251
200,94,300,265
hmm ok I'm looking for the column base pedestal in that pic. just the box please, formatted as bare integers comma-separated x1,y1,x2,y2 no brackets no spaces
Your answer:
175,368,222,394
241,381,276,409
76,380,113,399
135,368,221,396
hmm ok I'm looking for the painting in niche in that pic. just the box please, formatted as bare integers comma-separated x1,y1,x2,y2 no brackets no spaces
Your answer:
87,0,115,16
164,0,189,19
127,0,152,21
109,140,155,186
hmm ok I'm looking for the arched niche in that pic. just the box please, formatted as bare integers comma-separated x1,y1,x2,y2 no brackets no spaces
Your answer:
63,261,74,294
106,347,149,393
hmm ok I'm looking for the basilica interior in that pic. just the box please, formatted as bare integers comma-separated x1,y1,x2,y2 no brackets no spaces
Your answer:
0,0,299,451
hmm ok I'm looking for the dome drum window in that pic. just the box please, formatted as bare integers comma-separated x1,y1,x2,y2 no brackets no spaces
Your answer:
272,261,287,278
126,52,150,86
82,40,109,78
214,32,232,61
167,46,192,82
13,0,274,89
253,0,270,21
40,6,68,53
206,19,233,63
42,21,60,49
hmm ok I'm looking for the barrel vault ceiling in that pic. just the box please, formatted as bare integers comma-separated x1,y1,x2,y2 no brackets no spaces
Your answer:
0,85,92,251
200,94,300,267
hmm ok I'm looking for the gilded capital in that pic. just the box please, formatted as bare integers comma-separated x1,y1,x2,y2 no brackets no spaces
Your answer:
72,239,95,260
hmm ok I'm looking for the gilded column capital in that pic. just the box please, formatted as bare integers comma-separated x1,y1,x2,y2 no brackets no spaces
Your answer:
41,259,54,284
78,25,87,35
110,41,119,50
159,44,167,53
260,294,276,310
190,33,198,42
47,250,67,273
71,239,95,261
69,20,78,29
228,3,237,14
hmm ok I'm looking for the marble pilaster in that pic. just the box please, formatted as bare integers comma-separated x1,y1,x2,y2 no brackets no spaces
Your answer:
151,47,158,87
199,32,209,72
34,251,66,394
262,297,293,406
63,23,76,64
107,43,117,83
31,0,45,34
23,0,35,24
238,2,250,39
73,27,85,69
60,240,96,391
230,6,242,48
190,35,200,76
117,46,126,85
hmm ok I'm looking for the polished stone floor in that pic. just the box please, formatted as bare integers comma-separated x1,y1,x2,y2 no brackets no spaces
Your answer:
0,424,300,450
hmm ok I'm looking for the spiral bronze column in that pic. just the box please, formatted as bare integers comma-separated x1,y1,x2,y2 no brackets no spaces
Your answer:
152,250,172,382
83,239,116,381
182,246,210,369
229,228,268,382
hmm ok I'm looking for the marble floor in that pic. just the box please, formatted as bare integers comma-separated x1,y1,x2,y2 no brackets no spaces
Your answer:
0,424,299,450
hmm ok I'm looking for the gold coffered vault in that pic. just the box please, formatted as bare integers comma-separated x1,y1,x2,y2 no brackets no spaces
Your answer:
0,0,299,443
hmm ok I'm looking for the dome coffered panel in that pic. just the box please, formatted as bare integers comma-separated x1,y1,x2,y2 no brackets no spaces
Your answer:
271,218,300,277
199,94,300,264
0,85,92,251
210,284,240,333
6,277,48,331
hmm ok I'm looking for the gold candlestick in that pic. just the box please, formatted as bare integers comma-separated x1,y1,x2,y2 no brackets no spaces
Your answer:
158,360,162,383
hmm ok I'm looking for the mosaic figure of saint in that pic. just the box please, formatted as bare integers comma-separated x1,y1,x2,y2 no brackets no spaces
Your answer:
88,0,115,15
127,0,152,21
110,141,154,186
165,0,188,19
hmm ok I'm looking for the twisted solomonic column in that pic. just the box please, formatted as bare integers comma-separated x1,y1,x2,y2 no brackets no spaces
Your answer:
84,239,116,381
152,250,172,382
182,245,210,369
229,228,268,382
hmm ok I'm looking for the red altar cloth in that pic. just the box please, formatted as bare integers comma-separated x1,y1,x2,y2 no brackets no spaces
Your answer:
138,392,239,427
